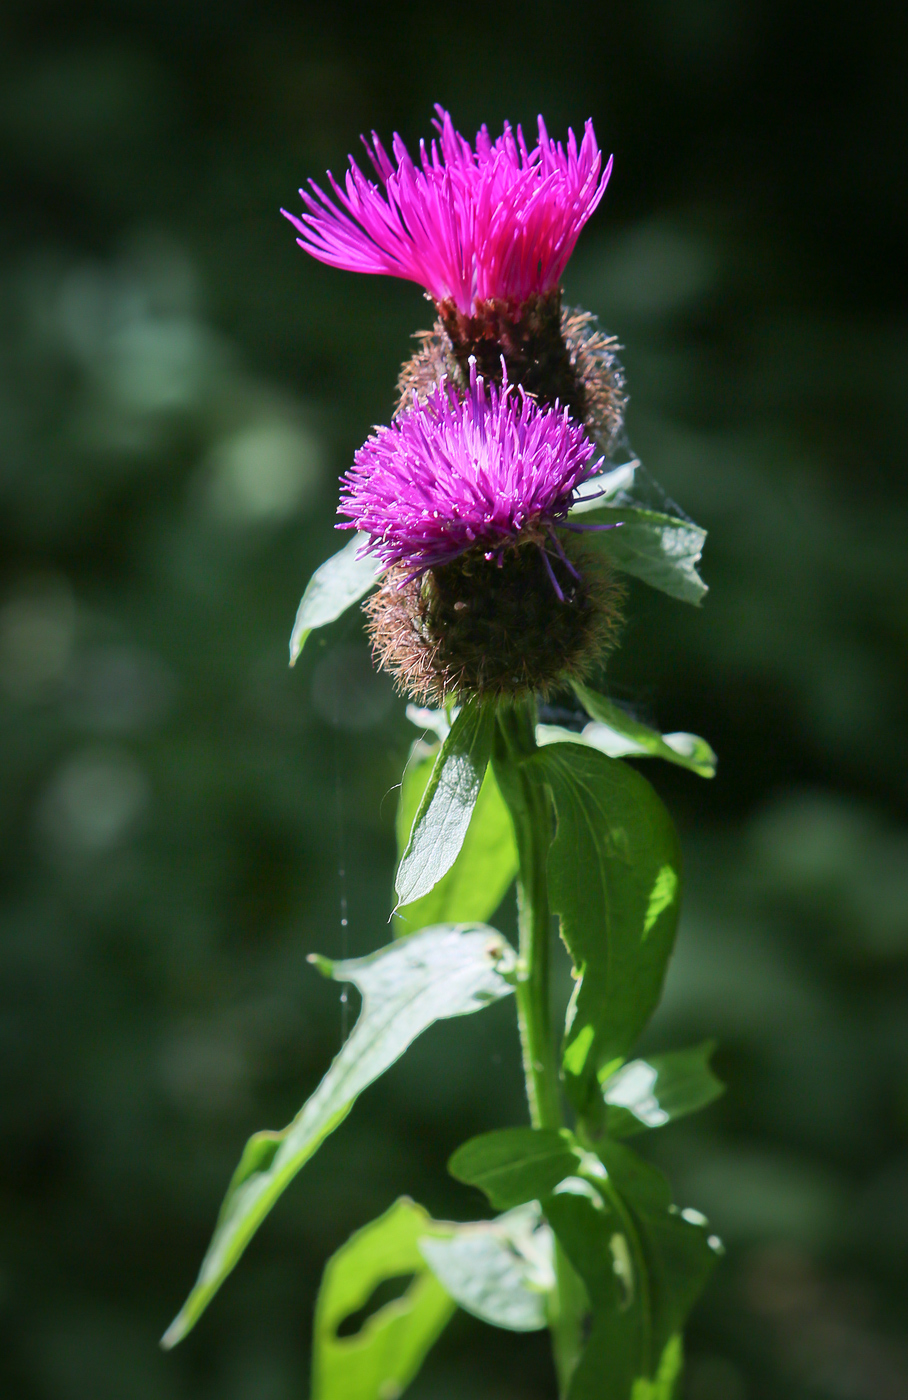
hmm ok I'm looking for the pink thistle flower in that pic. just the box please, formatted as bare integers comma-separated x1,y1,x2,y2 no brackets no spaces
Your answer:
283,106,611,315
338,364,603,586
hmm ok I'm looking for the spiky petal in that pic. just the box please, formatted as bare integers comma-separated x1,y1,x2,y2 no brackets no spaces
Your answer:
284,107,611,315
338,365,602,578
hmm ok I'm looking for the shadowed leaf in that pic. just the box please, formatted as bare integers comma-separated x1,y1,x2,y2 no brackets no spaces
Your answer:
530,744,682,1113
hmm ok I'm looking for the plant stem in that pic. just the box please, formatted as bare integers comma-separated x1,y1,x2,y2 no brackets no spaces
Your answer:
495,703,560,1132
494,703,586,1397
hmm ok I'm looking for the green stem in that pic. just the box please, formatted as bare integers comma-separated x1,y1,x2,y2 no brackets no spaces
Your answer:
494,702,586,1397
494,703,559,1131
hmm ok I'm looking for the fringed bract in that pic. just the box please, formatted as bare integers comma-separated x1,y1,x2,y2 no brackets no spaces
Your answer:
397,291,627,452
364,534,625,704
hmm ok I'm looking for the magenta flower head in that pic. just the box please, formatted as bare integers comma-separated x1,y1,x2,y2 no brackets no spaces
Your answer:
283,106,611,317
284,108,624,432
344,366,625,704
339,362,600,581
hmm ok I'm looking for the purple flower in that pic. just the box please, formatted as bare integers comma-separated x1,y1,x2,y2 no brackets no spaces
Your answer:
283,106,611,315
338,364,602,582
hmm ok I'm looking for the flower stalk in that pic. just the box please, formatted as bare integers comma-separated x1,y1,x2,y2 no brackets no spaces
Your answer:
494,702,560,1132
495,701,588,1398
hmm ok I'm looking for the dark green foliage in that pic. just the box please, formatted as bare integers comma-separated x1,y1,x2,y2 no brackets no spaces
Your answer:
532,744,683,1116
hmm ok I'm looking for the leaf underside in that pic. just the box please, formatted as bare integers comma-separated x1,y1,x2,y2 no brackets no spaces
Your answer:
568,501,707,606
289,533,381,664
539,682,716,780
395,701,497,909
162,924,515,1347
419,1202,554,1333
395,741,519,932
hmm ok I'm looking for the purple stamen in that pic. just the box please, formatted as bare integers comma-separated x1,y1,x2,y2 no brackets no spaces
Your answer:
539,546,566,602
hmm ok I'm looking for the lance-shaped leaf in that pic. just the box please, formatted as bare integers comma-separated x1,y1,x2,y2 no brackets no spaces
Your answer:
420,1203,555,1333
534,684,716,780
395,701,496,909
567,500,707,606
289,533,381,664
601,1042,725,1138
162,924,515,1347
546,1144,720,1400
530,744,682,1113
312,1198,455,1400
395,741,518,933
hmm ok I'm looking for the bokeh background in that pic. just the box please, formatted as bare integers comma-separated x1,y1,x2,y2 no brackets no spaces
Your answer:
2,1,906,1396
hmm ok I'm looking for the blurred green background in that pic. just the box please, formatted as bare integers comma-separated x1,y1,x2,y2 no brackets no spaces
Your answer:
1,1,906,1396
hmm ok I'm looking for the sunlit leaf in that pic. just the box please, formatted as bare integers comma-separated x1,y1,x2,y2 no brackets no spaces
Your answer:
567,501,707,606
395,742,518,933
405,702,455,744
530,744,682,1114
288,533,381,664
395,701,496,909
601,1042,725,1137
420,1203,554,1333
572,464,638,506
312,1197,455,1400
162,925,515,1347
538,684,716,779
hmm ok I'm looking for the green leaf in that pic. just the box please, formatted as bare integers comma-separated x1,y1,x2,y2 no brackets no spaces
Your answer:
567,502,707,606
288,533,381,664
448,1127,582,1211
161,924,515,1347
545,1145,719,1400
419,1203,554,1333
313,1198,455,1400
601,1042,725,1137
597,1142,720,1363
631,1336,684,1400
395,701,496,909
541,683,716,779
395,743,519,934
530,744,682,1113
544,1181,639,1399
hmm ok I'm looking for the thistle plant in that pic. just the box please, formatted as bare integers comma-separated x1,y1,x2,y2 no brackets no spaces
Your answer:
163,109,723,1400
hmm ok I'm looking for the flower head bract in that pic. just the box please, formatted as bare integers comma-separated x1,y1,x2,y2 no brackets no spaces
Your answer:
284,106,611,315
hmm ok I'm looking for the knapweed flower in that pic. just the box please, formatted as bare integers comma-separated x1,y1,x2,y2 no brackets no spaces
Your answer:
283,106,610,317
343,366,625,703
284,108,624,433
340,363,599,580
